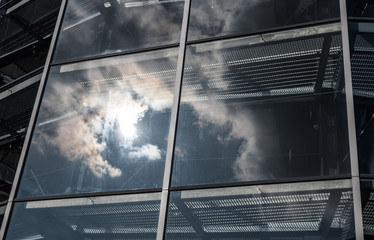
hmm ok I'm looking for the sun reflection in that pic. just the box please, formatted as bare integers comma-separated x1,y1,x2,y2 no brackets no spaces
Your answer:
107,96,149,142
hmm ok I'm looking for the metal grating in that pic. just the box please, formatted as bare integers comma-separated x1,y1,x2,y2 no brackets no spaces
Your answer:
166,188,354,239
7,196,161,239
182,31,343,103
363,192,374,235
351,33,374,98
13,0,61,24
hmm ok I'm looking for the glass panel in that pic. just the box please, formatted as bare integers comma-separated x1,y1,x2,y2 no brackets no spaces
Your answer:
17,48,178,198
165,180,355,240
0,0,61,80
53,0,184,62
0,74,40,202
172,23,351,187
188,0,340,41
0,203,6,227
6,192,161,239
349,22,374,177
361,179,374,238
347,0,374,18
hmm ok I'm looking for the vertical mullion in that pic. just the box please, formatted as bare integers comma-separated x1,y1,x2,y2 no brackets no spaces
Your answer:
0,0,68,238
157,0,191,239
339,0,364,239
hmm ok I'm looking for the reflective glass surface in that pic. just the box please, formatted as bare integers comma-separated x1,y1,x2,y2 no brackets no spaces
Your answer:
18,48,178,198
165,180,355,239
0,0,61,80
188,0,340,41
172,23,351,187
349,22,374,177
6,192,161,239
347,0,374,18
53,0,184,62
361,179,374,238
0,203,6,227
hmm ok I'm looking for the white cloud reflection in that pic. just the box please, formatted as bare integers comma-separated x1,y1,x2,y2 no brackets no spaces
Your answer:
189,0,273,39
181,46,267,181
34,57,174,178
129,144,162,161
56,0,183,60
188,98,263,181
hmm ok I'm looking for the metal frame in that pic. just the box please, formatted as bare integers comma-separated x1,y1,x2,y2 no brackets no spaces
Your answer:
186,18,341,45
50,43,180,66
0,0,68,237
339,0,364,239
157,1,191,239
13,188,163,203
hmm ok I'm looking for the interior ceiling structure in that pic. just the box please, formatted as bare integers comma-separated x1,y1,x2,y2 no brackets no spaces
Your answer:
351,31,374,99
0,0,61,202
182,32,344,104
0,0,61,81
6,185,354,239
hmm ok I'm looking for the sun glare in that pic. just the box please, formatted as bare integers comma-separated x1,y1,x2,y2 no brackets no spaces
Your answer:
111,100,148,141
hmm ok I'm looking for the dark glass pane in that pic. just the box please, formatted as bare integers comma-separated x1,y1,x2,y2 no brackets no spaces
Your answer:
349,22,374,177
347,0,374,18
165,180,355,240
0,0,61,82
53,0,184,62
172,23,351,187
361,179,374,238
0,203,6,227
0,74,40,202
188,0,340,41
6,192,161,239
18,48,178,198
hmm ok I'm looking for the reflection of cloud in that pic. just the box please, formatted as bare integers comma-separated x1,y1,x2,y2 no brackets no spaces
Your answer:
129,144,162,161
189,0,273,38
183,45,267,181
57,1,183,59
35,58,174,178
189,99,262,181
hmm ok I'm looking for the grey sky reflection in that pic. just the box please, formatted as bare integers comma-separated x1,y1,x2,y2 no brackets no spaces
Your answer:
175,23,347,184
186,93,263,181
179,46,265,181
189,0,268,39
34,58,174,178
54,0,183,61
188,0,340,41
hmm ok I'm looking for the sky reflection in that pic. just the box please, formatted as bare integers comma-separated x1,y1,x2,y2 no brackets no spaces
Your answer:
19,49,178,197
172,27,350,186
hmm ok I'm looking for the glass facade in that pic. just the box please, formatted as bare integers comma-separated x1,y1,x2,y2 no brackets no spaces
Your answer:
349,21,374,177
188,0,340,41
172,23,351,187
361,179,374,237
53,0,184,62
347,1,374,237
166,180,355,239
347,0,374,18
6,192,161,239
0,0,372,239
17,48,178,198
